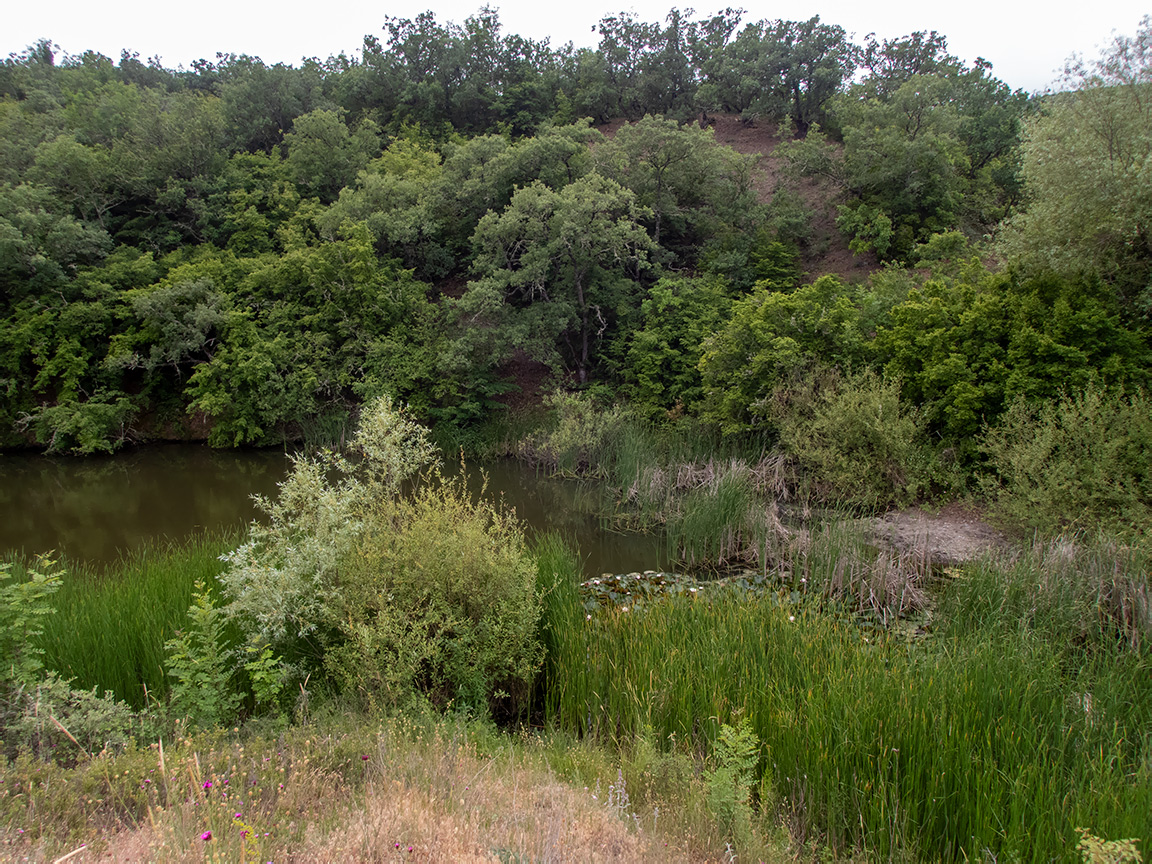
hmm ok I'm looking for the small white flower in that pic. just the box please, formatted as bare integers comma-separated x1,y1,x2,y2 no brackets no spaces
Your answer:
621,606,629,612
586,614,592,620
789,615,796,622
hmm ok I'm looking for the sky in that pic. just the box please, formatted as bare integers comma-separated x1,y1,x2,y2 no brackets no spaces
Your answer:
5,0,1149,94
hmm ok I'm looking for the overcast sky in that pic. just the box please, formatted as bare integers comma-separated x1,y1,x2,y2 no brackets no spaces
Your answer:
5,1,1149,94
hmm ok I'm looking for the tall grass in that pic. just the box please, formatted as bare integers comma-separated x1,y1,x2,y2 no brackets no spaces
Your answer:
32,532,236,707
937,534,1151,651
540,533,1151,860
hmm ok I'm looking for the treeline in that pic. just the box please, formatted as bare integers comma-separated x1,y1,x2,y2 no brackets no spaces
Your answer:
1,10,1149,523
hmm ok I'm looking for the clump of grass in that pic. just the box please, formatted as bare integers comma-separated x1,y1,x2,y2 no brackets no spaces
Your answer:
33,531,237,707
791,520,930,625
517,390,632,478
937,533,1151,651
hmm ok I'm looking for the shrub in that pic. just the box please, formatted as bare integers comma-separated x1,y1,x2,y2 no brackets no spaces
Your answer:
699,276,868,435
7,672,147,759
619,276,733,420
0,555,62,691
981,385,1152,533
776,367,928,508
517,390,630,477
705,719,760,850
219,395,541,717
219,395,438,655
326,473,543,716
164,581,243,730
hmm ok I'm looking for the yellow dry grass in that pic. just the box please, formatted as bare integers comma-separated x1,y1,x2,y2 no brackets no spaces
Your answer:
5,720,711,864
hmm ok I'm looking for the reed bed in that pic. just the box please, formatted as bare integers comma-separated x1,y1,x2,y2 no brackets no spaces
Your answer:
33,532,236,707
538,535,1151,861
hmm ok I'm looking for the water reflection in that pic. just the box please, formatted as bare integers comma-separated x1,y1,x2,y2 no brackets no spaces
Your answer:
0,445,292,564
0,447,666,576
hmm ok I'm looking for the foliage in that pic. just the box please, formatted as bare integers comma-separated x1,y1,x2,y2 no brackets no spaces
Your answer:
937,536,1151,653
619,276,733,419
328,472,543,716
592,115,758,261
22,390,137,454
981,385,1152,534
875,263,1150,448
38,534,234,708
704,719,760,850
164,580,243,730
781,53,1029,261
517,389,632,478
544,577,1151,860
218,395,438,653
462,172,654,382
699,276,867,434
697,16,856,133
218,396,539,715
0,555,62,690
775,367,928,507
997,16,1152,314
7,671,146,759
1077,828,1145,864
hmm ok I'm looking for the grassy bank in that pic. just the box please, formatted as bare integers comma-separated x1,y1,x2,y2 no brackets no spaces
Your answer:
3,395,1148,861
30,533,236,708
1,712,729,862
2,525,1148,862
538,534,1151,861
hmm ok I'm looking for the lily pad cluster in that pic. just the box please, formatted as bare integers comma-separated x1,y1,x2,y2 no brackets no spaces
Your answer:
579,568,796,611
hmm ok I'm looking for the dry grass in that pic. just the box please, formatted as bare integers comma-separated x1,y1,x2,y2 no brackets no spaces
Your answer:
2,719,722,864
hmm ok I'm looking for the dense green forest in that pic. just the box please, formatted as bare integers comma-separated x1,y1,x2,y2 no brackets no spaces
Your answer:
1,9,1150,523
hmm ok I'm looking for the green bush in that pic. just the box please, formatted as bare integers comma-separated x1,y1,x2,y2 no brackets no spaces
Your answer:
619,276,732,420
1,558,154,760
516,390,631,477
328,473,543,716
164,581,244,730
219,395,438,655
0,556,61,691
981,385,1152,534
776,367,928,508
876,268,1149,450
699,276,868,435
219,395,541,717
7,672,148,759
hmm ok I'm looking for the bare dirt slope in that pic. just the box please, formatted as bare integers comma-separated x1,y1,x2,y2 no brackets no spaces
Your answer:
599,114,879,283
703,114,879,283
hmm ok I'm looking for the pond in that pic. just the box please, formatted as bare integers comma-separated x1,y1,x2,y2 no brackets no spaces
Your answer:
0,445,667,577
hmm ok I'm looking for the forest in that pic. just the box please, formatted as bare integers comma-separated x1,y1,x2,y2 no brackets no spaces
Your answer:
1,9,1151,863
1,8,1148,526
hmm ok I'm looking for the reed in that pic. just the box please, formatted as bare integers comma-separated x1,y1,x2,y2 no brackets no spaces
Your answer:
541,536,1151,860
33,532,236,707
937,533,1151,651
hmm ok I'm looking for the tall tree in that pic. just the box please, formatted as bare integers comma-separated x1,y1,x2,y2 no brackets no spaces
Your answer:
997,15,1152,315
461,173,654,381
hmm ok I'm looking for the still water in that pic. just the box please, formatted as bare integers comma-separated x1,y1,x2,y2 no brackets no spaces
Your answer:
0,446,666,577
